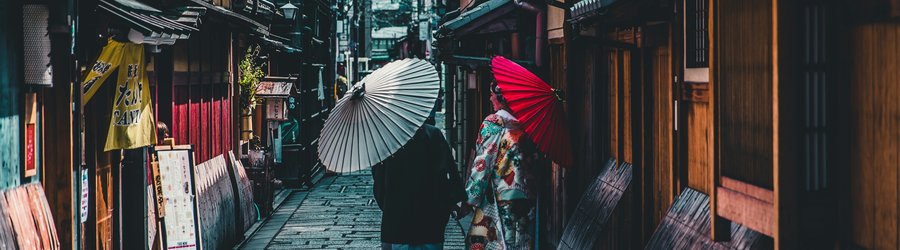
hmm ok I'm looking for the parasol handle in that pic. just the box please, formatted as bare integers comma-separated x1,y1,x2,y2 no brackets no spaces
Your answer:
350,82,366,100
552,88,566,103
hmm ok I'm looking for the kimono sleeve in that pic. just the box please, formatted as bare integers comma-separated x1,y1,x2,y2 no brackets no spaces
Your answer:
465,119,502,207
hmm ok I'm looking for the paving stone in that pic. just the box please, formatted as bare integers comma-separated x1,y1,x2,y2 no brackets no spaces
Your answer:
237,171,466,249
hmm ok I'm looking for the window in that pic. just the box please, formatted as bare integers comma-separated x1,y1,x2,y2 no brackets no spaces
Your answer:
685,0,708,68
803,2,828,191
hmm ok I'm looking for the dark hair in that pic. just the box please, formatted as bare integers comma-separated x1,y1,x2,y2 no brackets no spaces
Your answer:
490,82,509,108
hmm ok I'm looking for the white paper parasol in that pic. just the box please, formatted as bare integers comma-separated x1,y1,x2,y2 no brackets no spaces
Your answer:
317,58,440,173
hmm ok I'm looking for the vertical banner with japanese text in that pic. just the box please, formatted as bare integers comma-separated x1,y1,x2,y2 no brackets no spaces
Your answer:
104,42,155,151
80,38,156,151
81,39,125,105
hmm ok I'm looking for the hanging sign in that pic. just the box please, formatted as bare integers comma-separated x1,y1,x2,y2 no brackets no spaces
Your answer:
81,39,125,104
80,169,88,223
81,39,156,151
24,93,38,177
419,21,429,41
104,42,155,151
25,124,36,176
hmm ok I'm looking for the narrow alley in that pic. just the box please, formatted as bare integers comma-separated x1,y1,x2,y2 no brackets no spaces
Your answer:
237,171,466,249
3,0,900,249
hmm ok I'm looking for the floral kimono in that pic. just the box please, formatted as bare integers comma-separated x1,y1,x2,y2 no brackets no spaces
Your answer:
465,110,536,250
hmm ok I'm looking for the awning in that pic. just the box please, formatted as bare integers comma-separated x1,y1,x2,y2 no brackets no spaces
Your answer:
233,0,281,20
568,0,670,25
258,36,302,54
435,0,516,39
187,0,269,36
569,0,617,20
98,0,200,45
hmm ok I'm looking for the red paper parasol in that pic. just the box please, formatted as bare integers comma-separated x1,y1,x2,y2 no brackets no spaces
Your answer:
491,56,573,166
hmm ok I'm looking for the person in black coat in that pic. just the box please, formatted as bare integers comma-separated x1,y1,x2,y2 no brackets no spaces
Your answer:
372,123,466,250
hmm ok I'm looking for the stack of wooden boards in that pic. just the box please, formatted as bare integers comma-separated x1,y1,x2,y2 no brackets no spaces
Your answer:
0,183,60,249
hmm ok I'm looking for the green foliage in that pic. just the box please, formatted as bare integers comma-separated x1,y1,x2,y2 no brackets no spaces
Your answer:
239,45,266,110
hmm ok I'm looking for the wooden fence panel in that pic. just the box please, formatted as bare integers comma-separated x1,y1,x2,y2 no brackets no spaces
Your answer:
0,184,59,249
228,151,257,232
194,155,237,250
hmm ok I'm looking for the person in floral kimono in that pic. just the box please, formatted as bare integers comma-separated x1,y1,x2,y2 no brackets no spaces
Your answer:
462,83,538,250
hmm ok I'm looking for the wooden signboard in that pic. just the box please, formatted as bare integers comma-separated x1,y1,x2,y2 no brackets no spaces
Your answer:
155,145,200,250
24,93,37,177
25,123,36,176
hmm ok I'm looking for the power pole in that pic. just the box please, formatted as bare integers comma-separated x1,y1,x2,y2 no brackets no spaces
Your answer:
352,0,359,84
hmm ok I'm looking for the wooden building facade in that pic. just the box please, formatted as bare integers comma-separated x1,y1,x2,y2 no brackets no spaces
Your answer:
0,0,73,249
437,0,900,248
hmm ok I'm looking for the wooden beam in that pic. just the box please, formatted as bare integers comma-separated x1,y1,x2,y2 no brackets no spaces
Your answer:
721,177,774,203
717,186,775,237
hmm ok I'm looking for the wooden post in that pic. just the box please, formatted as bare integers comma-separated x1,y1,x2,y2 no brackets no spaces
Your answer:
121,148,148,250
707,0,731,242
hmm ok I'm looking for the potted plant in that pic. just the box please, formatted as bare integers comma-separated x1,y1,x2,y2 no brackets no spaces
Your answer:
239,45,266,141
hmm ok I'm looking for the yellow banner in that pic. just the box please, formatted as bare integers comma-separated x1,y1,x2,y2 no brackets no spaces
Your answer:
104,41,156,151
81,39,156,151
81,39,125,105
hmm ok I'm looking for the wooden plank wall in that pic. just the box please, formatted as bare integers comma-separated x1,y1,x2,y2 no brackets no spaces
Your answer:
170,25,233,164
546,42,568,247
646,24,674,229
609,51,619,160
0,0,23,190
43,71,74,248
715,0,775,189
83,68,119,250
847,21,900,250
622,50,634,164
683,88,710,194
566,43,609,226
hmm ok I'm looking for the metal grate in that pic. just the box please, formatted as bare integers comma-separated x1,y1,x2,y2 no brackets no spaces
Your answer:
22,4,52,86
685,0,708,68
803,3,828,191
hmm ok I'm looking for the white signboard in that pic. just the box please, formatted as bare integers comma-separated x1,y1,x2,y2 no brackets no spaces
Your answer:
156,146,200,250
419,21,429,41
148,186,157,248
80,169,88,223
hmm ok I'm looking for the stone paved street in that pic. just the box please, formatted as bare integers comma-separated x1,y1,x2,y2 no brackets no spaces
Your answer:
238,171,466,249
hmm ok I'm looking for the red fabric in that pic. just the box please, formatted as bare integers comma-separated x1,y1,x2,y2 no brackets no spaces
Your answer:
491,56,573,166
